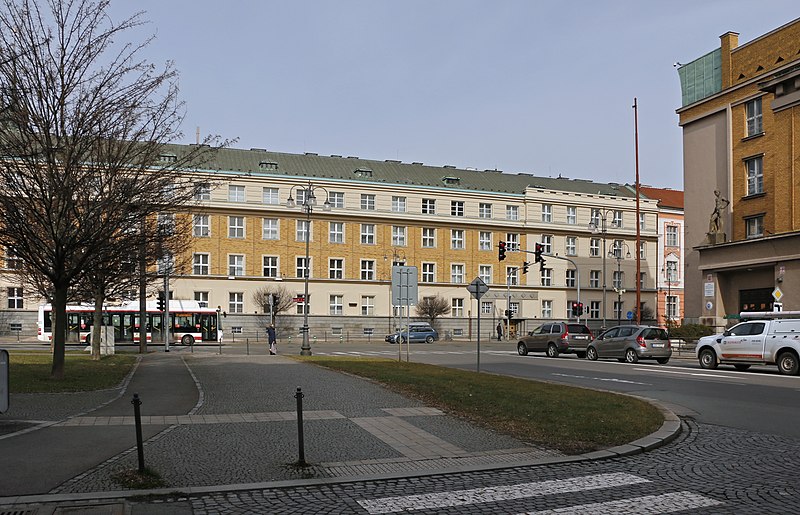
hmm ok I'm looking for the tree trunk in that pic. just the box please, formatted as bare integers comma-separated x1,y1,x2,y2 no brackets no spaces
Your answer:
50,286,68,379
92,287,104,360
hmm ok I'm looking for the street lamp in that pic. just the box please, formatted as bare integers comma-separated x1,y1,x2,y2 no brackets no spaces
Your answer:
286,180,331,356
663,265,675,326
588,209,619,328
609,242,632,325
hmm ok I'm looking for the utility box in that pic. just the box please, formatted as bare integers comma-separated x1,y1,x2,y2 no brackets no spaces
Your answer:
84,326,116,355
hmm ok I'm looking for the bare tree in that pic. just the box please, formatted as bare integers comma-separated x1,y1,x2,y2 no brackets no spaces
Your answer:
415,295,450,328
252,285,294,322
0,0,225,377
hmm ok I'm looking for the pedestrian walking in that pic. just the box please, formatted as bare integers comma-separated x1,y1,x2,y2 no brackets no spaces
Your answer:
496,322,503,341
266,324,277,355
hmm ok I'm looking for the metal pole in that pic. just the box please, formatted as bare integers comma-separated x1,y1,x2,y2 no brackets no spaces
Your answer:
506,270,511,341
616,257,622,326
163,272,170,353
601,218,607,329
295,387,306,466
131,393,145,473
300,194,312,356
477,298,481,373
633,97,642,324
405,270,410,362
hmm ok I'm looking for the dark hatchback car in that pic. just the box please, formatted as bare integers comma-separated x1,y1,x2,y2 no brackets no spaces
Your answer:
586,325,672,364
517,322,593,358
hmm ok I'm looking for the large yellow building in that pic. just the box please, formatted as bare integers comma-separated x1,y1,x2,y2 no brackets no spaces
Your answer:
3,146,661,339
677,17,800,325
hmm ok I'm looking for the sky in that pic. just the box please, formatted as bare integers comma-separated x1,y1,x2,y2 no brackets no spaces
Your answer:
107,1,800,191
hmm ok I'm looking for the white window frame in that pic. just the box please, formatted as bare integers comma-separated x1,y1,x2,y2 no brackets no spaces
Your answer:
541,235,552,254
540,268,552,286
229,292,244,313
361,224,375,245
479,231,492,251
590,238,600,257
565,269,576,288
330,295,343,315
329,258,344,279
451,298,464,317
451,264,465,283
746,97,763,136
451,200,464,217
422,228,436,248
262,256,278,278
228,185,245,203
666,225,679,247
361,296,375,316
391,196,407,212
262,218,279,240
506,266,519,286
193,214,210,237
228,254,244,277
746,215,764,239
566,206,577,225
422,263,435,283
361,259,375,281
329,222,344,244
479,265,492,284
193,253,210,275
541,299,553,319
479,203,492,219
329,191,345,208
262,187,279,205
566,236,577,256
451,229,464,250
541,204,552,223
228,216,245,239
746,156,764,195
195,182,210,201
589,270,600,288
296,219,310,242
392,226,407,246
507,205,520,221
296,257,310,279
506,233,520,252
361,194,375,210
422,198,436,214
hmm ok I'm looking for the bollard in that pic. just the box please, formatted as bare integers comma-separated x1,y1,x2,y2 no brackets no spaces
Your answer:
246,337,250,355
131,393,145,473
295,387,306,466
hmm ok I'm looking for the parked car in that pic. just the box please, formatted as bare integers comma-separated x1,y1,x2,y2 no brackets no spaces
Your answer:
695,315,800,375
586,325,672,364
517,322,593,358
385,322,439,344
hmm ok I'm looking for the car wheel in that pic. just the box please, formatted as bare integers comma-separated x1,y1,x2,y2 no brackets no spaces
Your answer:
547,343,559,358
181,334,194,345
425,336,434,343
656,357,670,365
624,348,639,364
586,347,598,361
400,336,407,344
517,343,528,356
733,364,751,371
777,351,800,375
698,348,718,369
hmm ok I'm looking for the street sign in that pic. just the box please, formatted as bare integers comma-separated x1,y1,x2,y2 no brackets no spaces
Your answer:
392,266,419,306
466,277,489,300
626,311,634,320
772,287,784,302
292,296,305,303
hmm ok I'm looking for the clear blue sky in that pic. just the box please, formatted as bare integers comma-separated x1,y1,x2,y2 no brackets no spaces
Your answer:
109,1,799,191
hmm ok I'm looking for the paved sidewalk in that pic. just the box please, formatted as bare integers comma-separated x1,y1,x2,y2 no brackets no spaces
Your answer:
0,344,680,513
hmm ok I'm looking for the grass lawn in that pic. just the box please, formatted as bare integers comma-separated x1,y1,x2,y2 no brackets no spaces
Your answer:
304,356,663,454
8,351,138,393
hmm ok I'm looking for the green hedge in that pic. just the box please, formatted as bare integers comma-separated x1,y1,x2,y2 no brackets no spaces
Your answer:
669,323,715,341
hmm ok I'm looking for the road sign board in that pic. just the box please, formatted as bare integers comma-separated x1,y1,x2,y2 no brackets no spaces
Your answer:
773,287,784,301
466,277,489,300
392,266,419,305
626,311,634,320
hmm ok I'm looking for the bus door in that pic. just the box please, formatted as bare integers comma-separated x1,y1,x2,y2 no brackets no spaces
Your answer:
150,313,164,342
117,313,136,343
199,313,218,342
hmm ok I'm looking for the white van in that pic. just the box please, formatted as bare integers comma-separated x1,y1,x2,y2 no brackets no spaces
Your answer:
696,311,800,375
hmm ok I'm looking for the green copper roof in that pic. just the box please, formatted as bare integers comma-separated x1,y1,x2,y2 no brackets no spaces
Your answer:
678,49,722,107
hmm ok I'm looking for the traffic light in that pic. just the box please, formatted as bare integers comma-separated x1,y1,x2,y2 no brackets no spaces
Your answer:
157,292,165,311
534,242,546,270
571,301,584,317
522,261,529,274
498,241,506,261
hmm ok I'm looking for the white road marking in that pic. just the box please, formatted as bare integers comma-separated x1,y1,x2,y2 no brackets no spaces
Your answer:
634,367,740,379
357,472,648,514
519,491,722,514
551,373,650,386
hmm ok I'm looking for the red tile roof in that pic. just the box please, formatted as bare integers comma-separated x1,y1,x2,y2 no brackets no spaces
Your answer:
639,186,684,209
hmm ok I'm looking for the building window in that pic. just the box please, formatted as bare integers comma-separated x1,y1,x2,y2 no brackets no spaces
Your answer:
4,247,21,269
228,254,244,276
7,287,23,309
391,226,406,246
478,231,492,251
228,185,245,203
639,241,646,259
330,295,343,315
296,257,310,279
193,215,210,237
566,206,577,225
479,265,492,284
262,187,279,205
193,253,209,275
507,205,519,221
296,294,309,315
451,264,465,283
591,208,601,227
566,236,577,256
361,194,375,210
613,270,624,289
229,292,244,313
639,213,646,231
540,268,552,286
361,296,375,316
746,97,763,136
479,203,492,219
541,235,552,254
391,196,406,212
158,213,175,235
263,256,278,278
360,224,375,245
541,204,552,223
666,260,679,282
329,222,344,244
329,258,343,279
481,301,493,315
422,198,436,214
746,156,764,195
422,228,436,248
257,218,277,240
589,301,600,319
451,201,464,217
228,216,245,239
542,300,553,319
506,233,520,252
565,269,576,288
590,270,600,288
451,229,464,250
361,260,375,281
195,182,211,201
666,225,679,247
640,272,647,289
614,301,624,321
296,220,310,242
509,302,519,316
590,238,600,257
506,266,519,286
745,215,764,239
194,291,209,308
329,191,345,208
452,298,464,317
666,295,678,319
613,210,623,228
422,263,435,283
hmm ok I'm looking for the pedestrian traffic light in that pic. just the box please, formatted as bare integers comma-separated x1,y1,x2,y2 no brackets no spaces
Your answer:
522,261,529,274
498,241,506,261
157,292,165,311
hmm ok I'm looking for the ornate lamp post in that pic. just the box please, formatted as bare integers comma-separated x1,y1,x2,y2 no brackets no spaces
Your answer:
286,181,330,356
609,242,632,325
588,210,618,328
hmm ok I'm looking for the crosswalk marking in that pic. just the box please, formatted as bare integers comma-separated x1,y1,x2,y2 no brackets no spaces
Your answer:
357,472,648,514
520,491,722,514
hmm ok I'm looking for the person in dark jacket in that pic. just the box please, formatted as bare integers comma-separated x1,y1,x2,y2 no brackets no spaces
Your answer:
266,324,277,355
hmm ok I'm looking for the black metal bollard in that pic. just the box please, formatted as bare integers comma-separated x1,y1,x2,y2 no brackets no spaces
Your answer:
295,387,306,466
246,338,250,355
131,393,145,473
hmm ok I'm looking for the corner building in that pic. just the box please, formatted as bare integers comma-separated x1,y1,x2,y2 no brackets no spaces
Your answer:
677,17,800,326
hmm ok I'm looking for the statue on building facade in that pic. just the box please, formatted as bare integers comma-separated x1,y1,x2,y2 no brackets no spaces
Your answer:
707,190,730,244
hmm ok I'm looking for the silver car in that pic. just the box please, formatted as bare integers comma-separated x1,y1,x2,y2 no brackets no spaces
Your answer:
586,325,672,364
